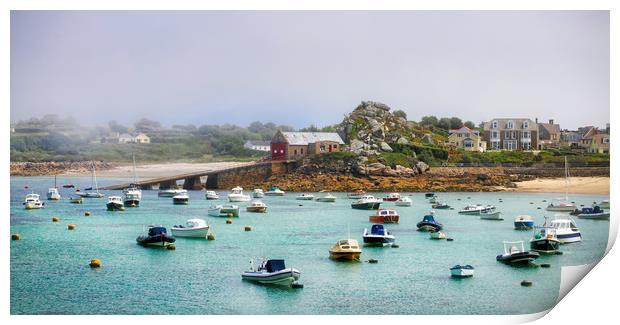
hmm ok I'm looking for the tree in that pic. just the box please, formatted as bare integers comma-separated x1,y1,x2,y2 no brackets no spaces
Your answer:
449,117,463,129
464,121,476,129
393,110,408,120
134,118,161,133
420,116,438,127
437,117,452,130
108,120,129,134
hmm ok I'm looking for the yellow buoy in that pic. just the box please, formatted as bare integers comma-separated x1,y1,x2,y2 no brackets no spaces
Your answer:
68,224,76,230
227,213,233,218
207,233,216,241
11,233,21,241
52,217,60,222
84,211,91,216
89,259,101,268
244,225,252,231
166,244,176,250
226,219,232,224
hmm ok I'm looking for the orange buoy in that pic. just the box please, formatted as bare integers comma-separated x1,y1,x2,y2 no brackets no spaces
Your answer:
11,233,21,240
207,233,216,240
226,219,232,224
68,224,76,230
89,259,101,268
52,217,60,222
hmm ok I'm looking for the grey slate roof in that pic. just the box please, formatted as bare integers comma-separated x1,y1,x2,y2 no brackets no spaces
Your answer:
281,132,345,145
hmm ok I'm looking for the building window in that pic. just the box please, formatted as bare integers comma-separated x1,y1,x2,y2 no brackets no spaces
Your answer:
507,121,514,129
492,131,499,139
523,121,529,129
301,148,304,154
294,149,297,155
273,149,277,153
504,131,510,138
492,121,498,129
280,150,284,154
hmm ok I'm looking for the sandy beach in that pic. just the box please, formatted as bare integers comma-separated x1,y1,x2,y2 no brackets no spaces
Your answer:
62,162,255,178
509,177,610,195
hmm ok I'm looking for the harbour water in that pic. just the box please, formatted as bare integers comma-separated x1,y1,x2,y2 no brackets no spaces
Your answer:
10,177,609,315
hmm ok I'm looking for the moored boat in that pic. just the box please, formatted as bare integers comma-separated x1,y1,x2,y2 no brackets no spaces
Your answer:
425,193,435,198
416,212,443,232
432,202,450,209
362,224,395,246
75,162,104,198
246,200,268,213
459,204,494,215
546,199,576,212
69,197,83,204
316,194,337,202
208,204,240,217
351,195,382,210
577,206,609,220
530,219,561,253
514,215,535,230
347,190,366,199
158,188,186,197
123,184,142,207
296,193,314,200
136,226,176,247
382,193,401,202
252,189,264,198
106,196,125,211
47,177,61,200
172,192,189,205
228,186,251,202
241,259,301,287
496,241,539,265
171,219,210,238
329,239,362,261
429,230,447,240
264,186,285,196
205,190,220,200
368,208,400,224
592,199,609,209
479,207,503,220
23,193,44,209
450,265,475,278
550,217,582,243
395,197,412,207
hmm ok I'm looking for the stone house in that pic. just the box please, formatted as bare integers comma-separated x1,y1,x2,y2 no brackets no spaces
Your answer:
270,130,345,161
482,118,538,150
537,119,561,149
447,126,486,152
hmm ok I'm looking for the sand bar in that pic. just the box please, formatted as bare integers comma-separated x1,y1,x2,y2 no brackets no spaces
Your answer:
509,177,610,195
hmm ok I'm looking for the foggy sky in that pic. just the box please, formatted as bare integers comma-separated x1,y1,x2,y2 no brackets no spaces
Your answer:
10,11,610,129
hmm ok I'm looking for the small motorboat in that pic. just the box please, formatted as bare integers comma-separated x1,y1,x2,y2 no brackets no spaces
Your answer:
362,224,395,246
425,193,435,198
351,195,382,210
382,193,401,202
450,265,474,278
246,201,268,213
316,194,337,202
592,200,610,209
329,239,362,261
432,202,450,209
171,219,210,238
205,190,220,200
172,193,189,205
550,217,582,243
252,189,264,198
69,197,83,204
228,186,251,202
479,207,503,220
75,189,104,198
428,196,438,204
23,193,44,209
62,184,75,188
106,196,125,211
264,186,285,196
458,204,493,215
577,206,610,220
429,230,447,240
158,188,185,197
546,198,576,212
347,190,366,199
208,204,240,217
496,241,539,265
136,226,176,247
530,219,561,253
416,212,443,232
514,215,535,230
47,180,61,200
368,208,400,224
296,193,315,200
241,259,301,287
123,184,142,207
395,197,412,207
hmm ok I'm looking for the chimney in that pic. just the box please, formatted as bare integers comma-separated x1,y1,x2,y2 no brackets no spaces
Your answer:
535,117,538,124
549,119,554,125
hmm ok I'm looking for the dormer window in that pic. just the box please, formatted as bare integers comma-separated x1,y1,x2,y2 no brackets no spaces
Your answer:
523,121,529,129
492,121,498,129
506,121,514,129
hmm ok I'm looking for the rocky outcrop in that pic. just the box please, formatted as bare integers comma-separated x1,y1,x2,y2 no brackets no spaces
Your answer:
10,161,117,176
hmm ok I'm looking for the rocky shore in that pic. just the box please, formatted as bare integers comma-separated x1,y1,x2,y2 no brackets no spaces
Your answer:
10,161,117,176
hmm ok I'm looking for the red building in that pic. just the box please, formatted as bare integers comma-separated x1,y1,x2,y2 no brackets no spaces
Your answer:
270,130,345,161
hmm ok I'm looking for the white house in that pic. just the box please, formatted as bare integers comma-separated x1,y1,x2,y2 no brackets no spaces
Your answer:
118,133,151,144
243,140,271,152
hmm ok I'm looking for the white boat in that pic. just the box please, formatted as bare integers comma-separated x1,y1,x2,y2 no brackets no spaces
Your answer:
246,200,268,213
550,217,582,243
24,193,44,209
347,190,366,199
265,186,285,196
208,204,240,217
171,219,210,238
228,186,251,202
530,219,561,253
76,162,104,198
47,175,61,200
172,193,189,205
158,189,186,197
429,230,447,240
316,194,337,202
123,155,142,207
592,199,610,209
546,157,576,212
241,259,301,287
496,241,540,265
395,197,412,207
514,215,535,230
577,206,610,220
205,190,220,200
458,204,493,215
351,195,382,210
252,189,264,198
450,265,475,278
296,193,314,200
479,207,503,220
106,196,125,211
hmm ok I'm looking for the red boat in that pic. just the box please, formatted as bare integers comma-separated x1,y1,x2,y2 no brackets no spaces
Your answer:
369,209,400,224
382,193,401,202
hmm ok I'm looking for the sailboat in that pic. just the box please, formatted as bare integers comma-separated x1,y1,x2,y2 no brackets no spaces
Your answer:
546,157,576,212
76,162,104,198
47,175,61,200
123,154,142,207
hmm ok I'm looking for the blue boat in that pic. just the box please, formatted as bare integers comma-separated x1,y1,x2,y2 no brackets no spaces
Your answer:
362,224,396,246
136,226,176,247
416,212,443,232
514,215,534,230
576,206,609,220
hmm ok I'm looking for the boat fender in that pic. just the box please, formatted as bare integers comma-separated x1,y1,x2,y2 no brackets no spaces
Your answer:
68,224,76,230
368,259,378,264
226,219,232,224
89,259,102,268
11,233,21,240
521,280,533,287
52,217,60,222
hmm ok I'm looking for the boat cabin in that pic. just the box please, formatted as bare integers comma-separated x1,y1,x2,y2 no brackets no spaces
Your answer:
335,239,360,250
377,209,398,216
148,226,168,236
263,259,286,273
25,193,40,201
370,224,387,235
503,241,525,254
550,218,579,231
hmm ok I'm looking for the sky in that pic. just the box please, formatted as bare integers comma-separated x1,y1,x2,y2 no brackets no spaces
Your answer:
10,11,610,130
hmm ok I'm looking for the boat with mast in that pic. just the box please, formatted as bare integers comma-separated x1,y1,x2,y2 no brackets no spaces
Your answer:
76,162,104,198
123,154,142,207
546,156,576,212
47,175,61,200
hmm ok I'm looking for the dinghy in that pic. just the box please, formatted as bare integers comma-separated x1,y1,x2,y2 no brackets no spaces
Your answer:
241,259,301,287
496,241,539,265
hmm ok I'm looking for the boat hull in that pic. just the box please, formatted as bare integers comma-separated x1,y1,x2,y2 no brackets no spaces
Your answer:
247,206,268,213
416,222,442,232
171,227,209,238
106,202,125,211
496,251,539,265
480,212,503,220
241,269,300,286
352,202,381,210
228,196,251,202
362,235,395,246
369,215,399,224
208,207,240,217
514,220,534,230
556,232,582,244
173,199,189,205
124,199,140,207
76,192,104,198
316,197,336,202
329,251,362,261
136,235,176,247
546,205,576,212
530,239,561,253
458,210,482,215
296,196,314,200
577,212,610,220
450,268,474,278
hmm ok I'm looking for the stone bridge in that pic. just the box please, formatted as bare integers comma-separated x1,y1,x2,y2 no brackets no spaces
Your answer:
101,160,298,190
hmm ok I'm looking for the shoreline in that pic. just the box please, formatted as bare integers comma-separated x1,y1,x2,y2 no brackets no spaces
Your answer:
507,176,609,195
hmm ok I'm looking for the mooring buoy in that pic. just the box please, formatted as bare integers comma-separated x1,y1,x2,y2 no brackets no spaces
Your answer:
84,211,91,216
166,244,176,250
89,259,101,268
368,259,378,264
226,219,232,224
11,233,21,241
244,225,252,231
521,280,533,287
68,224,76,230
52,217,60,222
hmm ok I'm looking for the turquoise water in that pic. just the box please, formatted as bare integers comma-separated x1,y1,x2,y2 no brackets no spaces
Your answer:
10,176,609,315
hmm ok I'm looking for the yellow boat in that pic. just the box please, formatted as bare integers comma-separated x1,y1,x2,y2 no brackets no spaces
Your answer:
329,239,362,261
